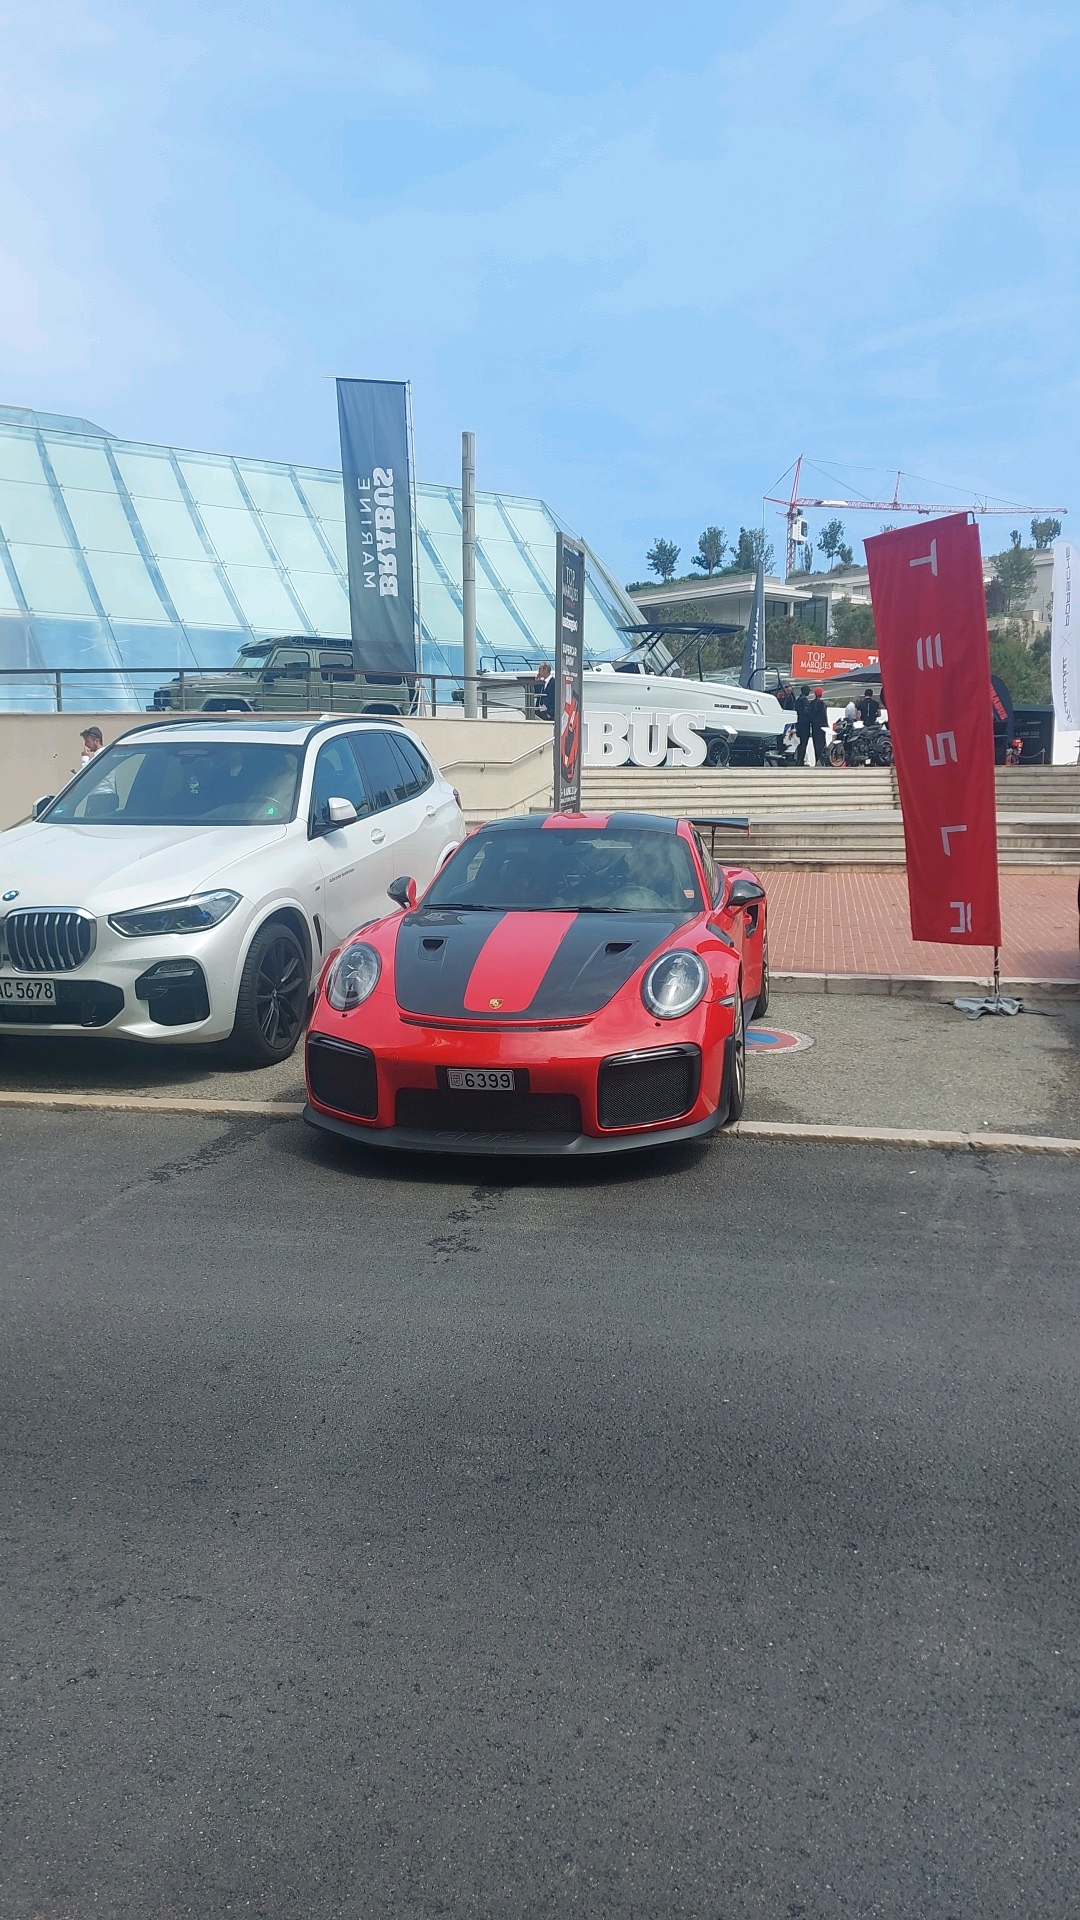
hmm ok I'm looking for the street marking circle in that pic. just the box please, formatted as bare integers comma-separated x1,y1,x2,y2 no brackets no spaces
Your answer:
746,1027,814,1054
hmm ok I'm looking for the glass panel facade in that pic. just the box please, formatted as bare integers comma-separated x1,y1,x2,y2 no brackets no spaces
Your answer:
0,405,639,708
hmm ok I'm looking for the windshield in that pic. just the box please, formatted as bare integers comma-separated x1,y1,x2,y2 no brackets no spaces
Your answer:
237,642,275,663
425,825,704,914
44,741,303,826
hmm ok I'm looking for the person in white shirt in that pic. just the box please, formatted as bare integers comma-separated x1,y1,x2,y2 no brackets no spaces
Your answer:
79,726,104,766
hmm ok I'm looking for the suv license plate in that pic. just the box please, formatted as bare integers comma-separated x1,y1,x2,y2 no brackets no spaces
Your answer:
0,977,56,1004
447,1068,516,1091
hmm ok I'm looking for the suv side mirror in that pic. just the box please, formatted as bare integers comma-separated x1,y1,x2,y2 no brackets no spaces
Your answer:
311,795,358,837
387,875,417,911
32,795,54,819
326,796,357,827
726,877,765,908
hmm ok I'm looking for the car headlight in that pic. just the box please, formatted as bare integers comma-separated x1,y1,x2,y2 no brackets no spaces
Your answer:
641,949,709,1019
325,941,381,1011
108,890,241,937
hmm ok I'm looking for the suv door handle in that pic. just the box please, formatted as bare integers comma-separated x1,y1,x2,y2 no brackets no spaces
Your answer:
370,827,386,844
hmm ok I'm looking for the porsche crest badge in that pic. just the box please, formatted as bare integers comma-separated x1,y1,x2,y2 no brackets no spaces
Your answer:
488,997,503,1009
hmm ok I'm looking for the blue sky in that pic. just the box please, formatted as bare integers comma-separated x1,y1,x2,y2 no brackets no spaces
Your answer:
1,0,1078,580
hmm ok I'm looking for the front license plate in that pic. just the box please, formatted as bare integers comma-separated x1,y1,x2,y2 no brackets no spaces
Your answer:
447,1068,516,1091
0,977,57,1004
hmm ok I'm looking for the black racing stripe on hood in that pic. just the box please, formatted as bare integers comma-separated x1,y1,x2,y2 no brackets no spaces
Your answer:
527,914,682,1018
394,909,506,1018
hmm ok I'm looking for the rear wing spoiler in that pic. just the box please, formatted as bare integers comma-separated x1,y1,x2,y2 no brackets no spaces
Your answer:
689,814,751,858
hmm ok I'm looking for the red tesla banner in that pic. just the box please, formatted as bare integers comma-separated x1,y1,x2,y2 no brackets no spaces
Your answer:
864,512,1001,947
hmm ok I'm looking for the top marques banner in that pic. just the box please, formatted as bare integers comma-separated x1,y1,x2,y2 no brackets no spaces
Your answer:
336,378,417,677
864,512,1001,948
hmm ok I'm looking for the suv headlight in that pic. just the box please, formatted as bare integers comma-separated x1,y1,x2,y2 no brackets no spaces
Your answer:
108,890,241,937
326,941,381,1011
641,949,709,1019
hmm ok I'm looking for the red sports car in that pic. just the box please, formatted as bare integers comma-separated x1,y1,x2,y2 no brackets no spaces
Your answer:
304,811,768,1156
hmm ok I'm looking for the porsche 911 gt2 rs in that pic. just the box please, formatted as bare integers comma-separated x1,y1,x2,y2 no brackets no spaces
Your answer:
304,811,768,1156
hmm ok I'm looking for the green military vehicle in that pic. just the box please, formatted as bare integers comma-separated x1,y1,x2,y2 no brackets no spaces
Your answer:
151,638,412,715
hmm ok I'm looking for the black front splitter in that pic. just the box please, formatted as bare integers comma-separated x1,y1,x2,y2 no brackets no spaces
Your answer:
303,1102,727,1157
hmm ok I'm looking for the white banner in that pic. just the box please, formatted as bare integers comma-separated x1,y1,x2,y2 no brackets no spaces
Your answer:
1051,537,1079,731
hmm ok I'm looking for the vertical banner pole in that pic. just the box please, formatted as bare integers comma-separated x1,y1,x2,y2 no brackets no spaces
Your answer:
554,531,585,813
461,432,477,719
406,381,423,704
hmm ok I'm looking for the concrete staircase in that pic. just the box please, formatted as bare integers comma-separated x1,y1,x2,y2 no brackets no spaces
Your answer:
572,764,1080,870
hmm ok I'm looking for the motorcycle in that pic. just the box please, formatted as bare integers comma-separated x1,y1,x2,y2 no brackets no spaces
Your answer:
828,716,893,767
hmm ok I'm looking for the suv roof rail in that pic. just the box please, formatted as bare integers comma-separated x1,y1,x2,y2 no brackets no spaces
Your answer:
111,713,412,746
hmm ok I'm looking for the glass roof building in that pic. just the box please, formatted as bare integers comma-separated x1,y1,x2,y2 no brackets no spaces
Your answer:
0,404,638,709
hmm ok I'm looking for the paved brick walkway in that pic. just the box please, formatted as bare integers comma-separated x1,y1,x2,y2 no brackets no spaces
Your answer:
764,870,1080,980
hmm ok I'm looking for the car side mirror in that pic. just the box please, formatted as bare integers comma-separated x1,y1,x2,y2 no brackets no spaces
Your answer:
387,875,417,911
726,878,765,907
312,795,358,837
326,796,357,827
32,795,54,819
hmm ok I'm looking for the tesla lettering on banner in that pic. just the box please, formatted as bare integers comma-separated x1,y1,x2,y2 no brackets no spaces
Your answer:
336,378,418,677
554,532,585,812
864,512,1001,947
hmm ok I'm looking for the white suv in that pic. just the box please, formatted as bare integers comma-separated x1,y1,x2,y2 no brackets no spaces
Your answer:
0,717,464,1064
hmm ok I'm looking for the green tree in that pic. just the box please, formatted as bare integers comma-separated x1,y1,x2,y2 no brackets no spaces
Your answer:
989,622,1051,705
692,526,726,575
817,518,853,568
829,598,876,648
646,537,680,582
1031,516,1062,550
732,527,775,573
991,531,1037,614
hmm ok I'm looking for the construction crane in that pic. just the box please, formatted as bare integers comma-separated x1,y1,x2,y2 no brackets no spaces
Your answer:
766,456,1068,581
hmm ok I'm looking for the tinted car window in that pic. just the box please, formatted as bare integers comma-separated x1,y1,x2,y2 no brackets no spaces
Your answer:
352,730,411,812
425,826,704,914
309,737,371,826
45,742,302,826
389,733,432,798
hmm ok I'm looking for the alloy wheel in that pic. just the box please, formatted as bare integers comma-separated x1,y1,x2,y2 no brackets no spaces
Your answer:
254,935,307,1051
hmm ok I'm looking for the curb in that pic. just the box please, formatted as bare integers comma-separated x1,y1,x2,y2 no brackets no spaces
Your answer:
0,1091,1078,1155
0,1091,304,1118
729,1119,1080,1155
773,971,1080,1000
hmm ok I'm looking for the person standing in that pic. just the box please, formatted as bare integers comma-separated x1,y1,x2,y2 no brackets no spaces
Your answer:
532,660,554,720
794,685,813,765
79,725,104,765
808,688,829,767
857,686,880,727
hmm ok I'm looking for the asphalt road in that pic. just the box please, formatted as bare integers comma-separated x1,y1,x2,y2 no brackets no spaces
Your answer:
4,1110,1080,1919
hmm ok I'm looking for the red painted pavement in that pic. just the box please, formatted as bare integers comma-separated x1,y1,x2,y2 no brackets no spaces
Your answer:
763,870,1080,979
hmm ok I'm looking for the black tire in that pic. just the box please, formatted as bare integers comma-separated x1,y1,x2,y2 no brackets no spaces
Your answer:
705,736,731,768
721,986,746,1126
828,741,847,768
750,930,770,1020
230,920,309,1066
875,736,893,765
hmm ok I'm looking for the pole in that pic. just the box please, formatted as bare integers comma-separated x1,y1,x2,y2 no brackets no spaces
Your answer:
461,431,477,718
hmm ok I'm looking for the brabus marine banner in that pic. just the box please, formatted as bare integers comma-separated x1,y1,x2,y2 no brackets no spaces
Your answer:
864,513,1001,947
336,378,417,677
554,532,585,813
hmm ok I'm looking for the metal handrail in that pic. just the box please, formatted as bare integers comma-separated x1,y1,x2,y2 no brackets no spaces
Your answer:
0,665,555,718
